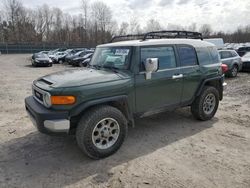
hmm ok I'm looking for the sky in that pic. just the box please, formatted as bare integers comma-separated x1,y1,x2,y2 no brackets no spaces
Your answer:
7,0,250,32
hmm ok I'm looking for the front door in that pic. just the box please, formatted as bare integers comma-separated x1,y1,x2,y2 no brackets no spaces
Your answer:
135,45,183,113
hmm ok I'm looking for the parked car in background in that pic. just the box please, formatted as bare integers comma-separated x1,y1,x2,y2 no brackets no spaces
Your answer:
218,50,242,77
71,53,93,66
31,53,52,67
65,50,85,64
54,52,68,63
241,52,250,71
66,50,94,65
38,51,49,55
79,57,91,67
237,46,250,57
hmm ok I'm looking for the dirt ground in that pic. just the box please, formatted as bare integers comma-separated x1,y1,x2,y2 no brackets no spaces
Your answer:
0,54,249,188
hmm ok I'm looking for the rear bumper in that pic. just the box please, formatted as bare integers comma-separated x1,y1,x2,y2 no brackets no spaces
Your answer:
25,96,70,134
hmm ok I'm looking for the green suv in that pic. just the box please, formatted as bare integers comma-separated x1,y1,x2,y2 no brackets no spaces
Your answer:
25,31,226,159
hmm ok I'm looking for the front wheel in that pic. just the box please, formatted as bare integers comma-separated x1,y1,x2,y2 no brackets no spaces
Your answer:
191,86,219,121
76,105,128,159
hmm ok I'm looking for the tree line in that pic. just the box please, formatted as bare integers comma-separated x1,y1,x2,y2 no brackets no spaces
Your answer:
0,0,250,47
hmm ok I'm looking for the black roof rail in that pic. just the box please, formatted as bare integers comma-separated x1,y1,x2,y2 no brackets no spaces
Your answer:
110,30,203,43
110,34,145,43
142,30,203,41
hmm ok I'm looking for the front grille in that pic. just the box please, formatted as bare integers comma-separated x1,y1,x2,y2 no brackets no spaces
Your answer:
32,85,46,105
34,90,43,102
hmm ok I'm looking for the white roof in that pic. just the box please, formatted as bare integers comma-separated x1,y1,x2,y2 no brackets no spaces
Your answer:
98,39,215,48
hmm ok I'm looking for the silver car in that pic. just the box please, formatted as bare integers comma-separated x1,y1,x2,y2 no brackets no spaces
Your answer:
218,50,242,77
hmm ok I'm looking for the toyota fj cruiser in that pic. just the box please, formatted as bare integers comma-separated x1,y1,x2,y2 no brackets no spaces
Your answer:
25,31,226,159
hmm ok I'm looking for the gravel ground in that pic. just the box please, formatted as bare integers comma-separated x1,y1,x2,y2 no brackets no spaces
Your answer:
0,54,250,188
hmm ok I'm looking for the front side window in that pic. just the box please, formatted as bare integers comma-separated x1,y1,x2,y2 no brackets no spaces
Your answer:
178,46,197,66
90,47,131,70
140,46,176,71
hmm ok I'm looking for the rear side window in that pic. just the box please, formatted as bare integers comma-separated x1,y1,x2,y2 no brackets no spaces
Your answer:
177,46,197,66
220,51,232,59
208,47,220,63
140,46,176,70
196,47,212,65
230,51,238,57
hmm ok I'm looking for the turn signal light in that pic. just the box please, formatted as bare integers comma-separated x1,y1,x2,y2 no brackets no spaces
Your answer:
51,96,76,105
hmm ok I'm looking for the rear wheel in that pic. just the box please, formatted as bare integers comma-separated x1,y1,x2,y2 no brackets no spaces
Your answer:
229,64,238,77
76,105,127,159
191,86,219,121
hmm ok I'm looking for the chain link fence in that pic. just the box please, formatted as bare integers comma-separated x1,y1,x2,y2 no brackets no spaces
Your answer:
0,43,88,54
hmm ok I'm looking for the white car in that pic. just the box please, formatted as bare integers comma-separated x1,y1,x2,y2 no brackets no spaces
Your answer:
50,52,67,63
241,52,250,71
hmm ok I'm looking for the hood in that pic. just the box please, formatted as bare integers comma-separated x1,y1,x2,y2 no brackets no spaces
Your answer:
73,56,84,61
35,68,125,88
36,57,50,61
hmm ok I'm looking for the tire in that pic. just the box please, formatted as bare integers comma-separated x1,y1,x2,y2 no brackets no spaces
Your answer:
76,105,128,159
191,86,219,121
79,62,84,67
229,64,238,77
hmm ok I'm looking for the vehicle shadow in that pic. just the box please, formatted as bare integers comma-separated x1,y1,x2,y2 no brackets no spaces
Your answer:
0,108,218,187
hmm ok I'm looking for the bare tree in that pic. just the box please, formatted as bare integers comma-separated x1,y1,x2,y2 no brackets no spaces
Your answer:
187,23,197,31
91,1,112,43
199,24,212,37
145,19,162,32
81,0,89,44
129,16,141,34
118,22,129,35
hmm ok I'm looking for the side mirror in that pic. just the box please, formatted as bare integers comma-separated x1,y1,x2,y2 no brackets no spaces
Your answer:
144,58,159,79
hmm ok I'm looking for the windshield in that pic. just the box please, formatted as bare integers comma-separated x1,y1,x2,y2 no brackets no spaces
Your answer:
35,53,48,58
90,47,131,70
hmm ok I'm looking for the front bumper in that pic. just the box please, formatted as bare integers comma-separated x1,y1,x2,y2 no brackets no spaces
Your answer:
25,96,70,134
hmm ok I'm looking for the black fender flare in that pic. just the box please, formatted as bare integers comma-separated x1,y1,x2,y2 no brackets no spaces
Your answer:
69,95,134,126
195,75,224,100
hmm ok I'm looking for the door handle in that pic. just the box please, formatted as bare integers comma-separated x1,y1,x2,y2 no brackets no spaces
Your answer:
172,74,183,79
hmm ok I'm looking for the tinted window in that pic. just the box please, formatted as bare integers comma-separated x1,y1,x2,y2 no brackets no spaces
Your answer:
220,51,232,59
230,51,238,57
208,47,220,63
178,46,197,66
196,48,212,65
141,46,176,70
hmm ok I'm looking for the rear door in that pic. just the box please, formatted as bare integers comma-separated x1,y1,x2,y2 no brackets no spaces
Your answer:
135,45,183,113
177,45,202,103
219,51,234,68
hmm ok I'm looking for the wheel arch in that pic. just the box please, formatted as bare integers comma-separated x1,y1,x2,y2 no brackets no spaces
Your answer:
69,95,134,132
196,76,223,101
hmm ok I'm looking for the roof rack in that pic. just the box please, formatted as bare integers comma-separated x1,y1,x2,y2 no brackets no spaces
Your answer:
110,30,203,43
110,34,145,43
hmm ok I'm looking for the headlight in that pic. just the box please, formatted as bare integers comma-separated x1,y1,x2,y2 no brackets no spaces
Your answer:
35,59,39,63
49,59,52,63
43,92,51,107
